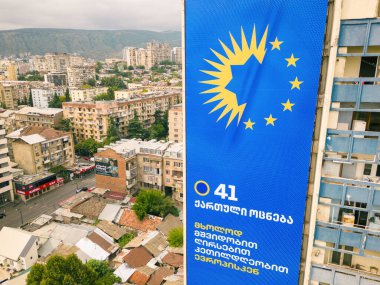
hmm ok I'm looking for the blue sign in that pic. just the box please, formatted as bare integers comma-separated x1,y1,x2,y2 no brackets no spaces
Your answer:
185,0,327,284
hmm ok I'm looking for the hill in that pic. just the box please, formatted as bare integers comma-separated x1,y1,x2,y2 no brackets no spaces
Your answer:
0,28,181,59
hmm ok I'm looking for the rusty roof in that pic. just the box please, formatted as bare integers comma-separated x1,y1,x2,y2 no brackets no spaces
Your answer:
118,209,162,232
147,267,174,285
162,252,183,268
123,246,153,268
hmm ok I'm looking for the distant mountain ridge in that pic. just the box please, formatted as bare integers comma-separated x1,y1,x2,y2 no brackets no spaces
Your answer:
0,28,181,59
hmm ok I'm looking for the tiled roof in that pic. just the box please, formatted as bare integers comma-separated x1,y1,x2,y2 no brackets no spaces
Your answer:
162,252,183,268
118,209,162,232
147,267,174,285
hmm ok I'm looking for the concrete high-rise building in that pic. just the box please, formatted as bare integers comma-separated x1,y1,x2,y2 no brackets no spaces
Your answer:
44,72,67,86
69,87,108,102
31,87,65,108
168,104,183,143
171,47,182,64
67,65,96,87
0,119,13,206
0,82,29,109
302,1,380,284
123,42,172,69
63,91,181,142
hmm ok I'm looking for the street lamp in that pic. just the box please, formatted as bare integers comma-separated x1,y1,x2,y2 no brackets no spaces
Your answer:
16,208,24,225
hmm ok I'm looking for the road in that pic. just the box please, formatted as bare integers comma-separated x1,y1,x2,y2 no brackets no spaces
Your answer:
0,173,96,229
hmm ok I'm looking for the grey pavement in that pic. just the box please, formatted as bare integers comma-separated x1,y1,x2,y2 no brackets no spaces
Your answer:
0,173,96,229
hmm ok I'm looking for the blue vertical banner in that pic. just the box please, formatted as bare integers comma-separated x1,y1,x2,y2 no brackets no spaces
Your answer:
185,0,327,284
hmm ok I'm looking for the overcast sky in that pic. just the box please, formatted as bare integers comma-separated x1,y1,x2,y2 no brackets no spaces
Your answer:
0,0,181,31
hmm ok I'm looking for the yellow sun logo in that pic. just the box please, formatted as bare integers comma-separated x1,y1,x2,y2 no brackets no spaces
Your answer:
200,26,268,128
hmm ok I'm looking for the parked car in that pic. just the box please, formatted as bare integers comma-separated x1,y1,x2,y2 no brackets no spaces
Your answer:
88,187,96,192
76,186,88,193
0,213,6,219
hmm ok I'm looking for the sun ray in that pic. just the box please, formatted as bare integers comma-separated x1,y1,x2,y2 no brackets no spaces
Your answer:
201,25,269,127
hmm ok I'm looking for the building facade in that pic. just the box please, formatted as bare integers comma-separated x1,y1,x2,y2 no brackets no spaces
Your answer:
168,104,183,143
94,139,183,201
7,126,75,175
124,42,172,69
30,53,85,73
63,91,181,142
31,87,65,108
0,119,13,206
70,87,108,102
67,65,96,87
44,72,67,86
0,82,29,109
303,1,380,284
14,107,63,129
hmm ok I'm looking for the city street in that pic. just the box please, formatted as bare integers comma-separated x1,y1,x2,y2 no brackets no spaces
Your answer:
0,173,95,229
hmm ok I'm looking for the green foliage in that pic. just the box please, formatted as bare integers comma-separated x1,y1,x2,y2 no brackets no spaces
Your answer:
48,93,62,108
107,117,120,142
95,62,103,73
151,65,167,73
100,77,126,90
27,255,120,285
65,88,71,102
18,70,43,81
49,165,71,182
132,189,179,220
128,65,134,70
168,227,183,247
118,233,136,248
126,111,149,140
75,138,101,156
87,78,96,87
94,92,113,101
160,60,176,66
55,119,72,132
148,110,168,140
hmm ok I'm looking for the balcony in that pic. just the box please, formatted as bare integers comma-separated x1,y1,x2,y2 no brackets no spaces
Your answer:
339,18,380,56
320,177,380,208
332,78,380,112
325,129,380,162
311,263,380,285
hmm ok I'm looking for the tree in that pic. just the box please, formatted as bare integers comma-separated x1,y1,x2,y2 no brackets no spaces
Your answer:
168,227,183,247
118,233,136,247
95,62,103,73
75,138,100,157
107,117,119,142
27,255,120,285
48,92,62,108
55,119,72,132
126,111,148,139
132,189,179,220
28,90,34,107
65,88,71,102
100,77,126,90
87,78,96,87
147,110,169,140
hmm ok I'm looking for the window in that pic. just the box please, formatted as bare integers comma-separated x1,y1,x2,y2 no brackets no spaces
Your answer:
364,164,372,175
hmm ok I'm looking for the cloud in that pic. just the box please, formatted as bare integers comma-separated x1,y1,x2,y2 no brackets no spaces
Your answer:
0,0,181,31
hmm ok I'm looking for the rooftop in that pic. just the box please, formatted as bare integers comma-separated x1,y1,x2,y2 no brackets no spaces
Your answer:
118,209,162,232
123,246,153,268
16,106,62,116
7,126,70,144
96,220,127,240
13,172,56,185
0,227,37,261
157,214,182,237
162,252,183,268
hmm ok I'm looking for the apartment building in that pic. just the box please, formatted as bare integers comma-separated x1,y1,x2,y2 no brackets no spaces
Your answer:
70,87,108,102
14,107,63,129
171,47,182,64
0,110,16,134
168,104,183,143
0,119,13,206
63,91,181,142
31,87,65,108
124,42,172,69
67,65,96,87
44,72,67,86
94,139,183,201
0,82,29,109
303,1,380,284
6,126,75,175
30,53,85,73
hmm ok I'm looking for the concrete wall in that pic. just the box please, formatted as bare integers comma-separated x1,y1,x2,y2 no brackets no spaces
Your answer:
12,141,36,174
95,148,127,194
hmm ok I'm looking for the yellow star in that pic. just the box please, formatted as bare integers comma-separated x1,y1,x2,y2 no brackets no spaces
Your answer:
285,53,299,67
289,77,303,90
270,37,283,51
282,99,295,111
264,114,277,126
243,118,255,130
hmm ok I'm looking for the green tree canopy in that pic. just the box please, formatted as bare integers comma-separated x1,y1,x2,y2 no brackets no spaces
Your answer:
100,77,126,90
65,88,71,102
132,189,179,220
75,138,101,157
168,227,183,247
48,92,62,108
27,255,120,285
126,111,149,140
28,90,34,106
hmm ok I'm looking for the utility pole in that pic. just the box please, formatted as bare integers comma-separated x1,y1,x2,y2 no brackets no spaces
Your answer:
16,208,24,225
